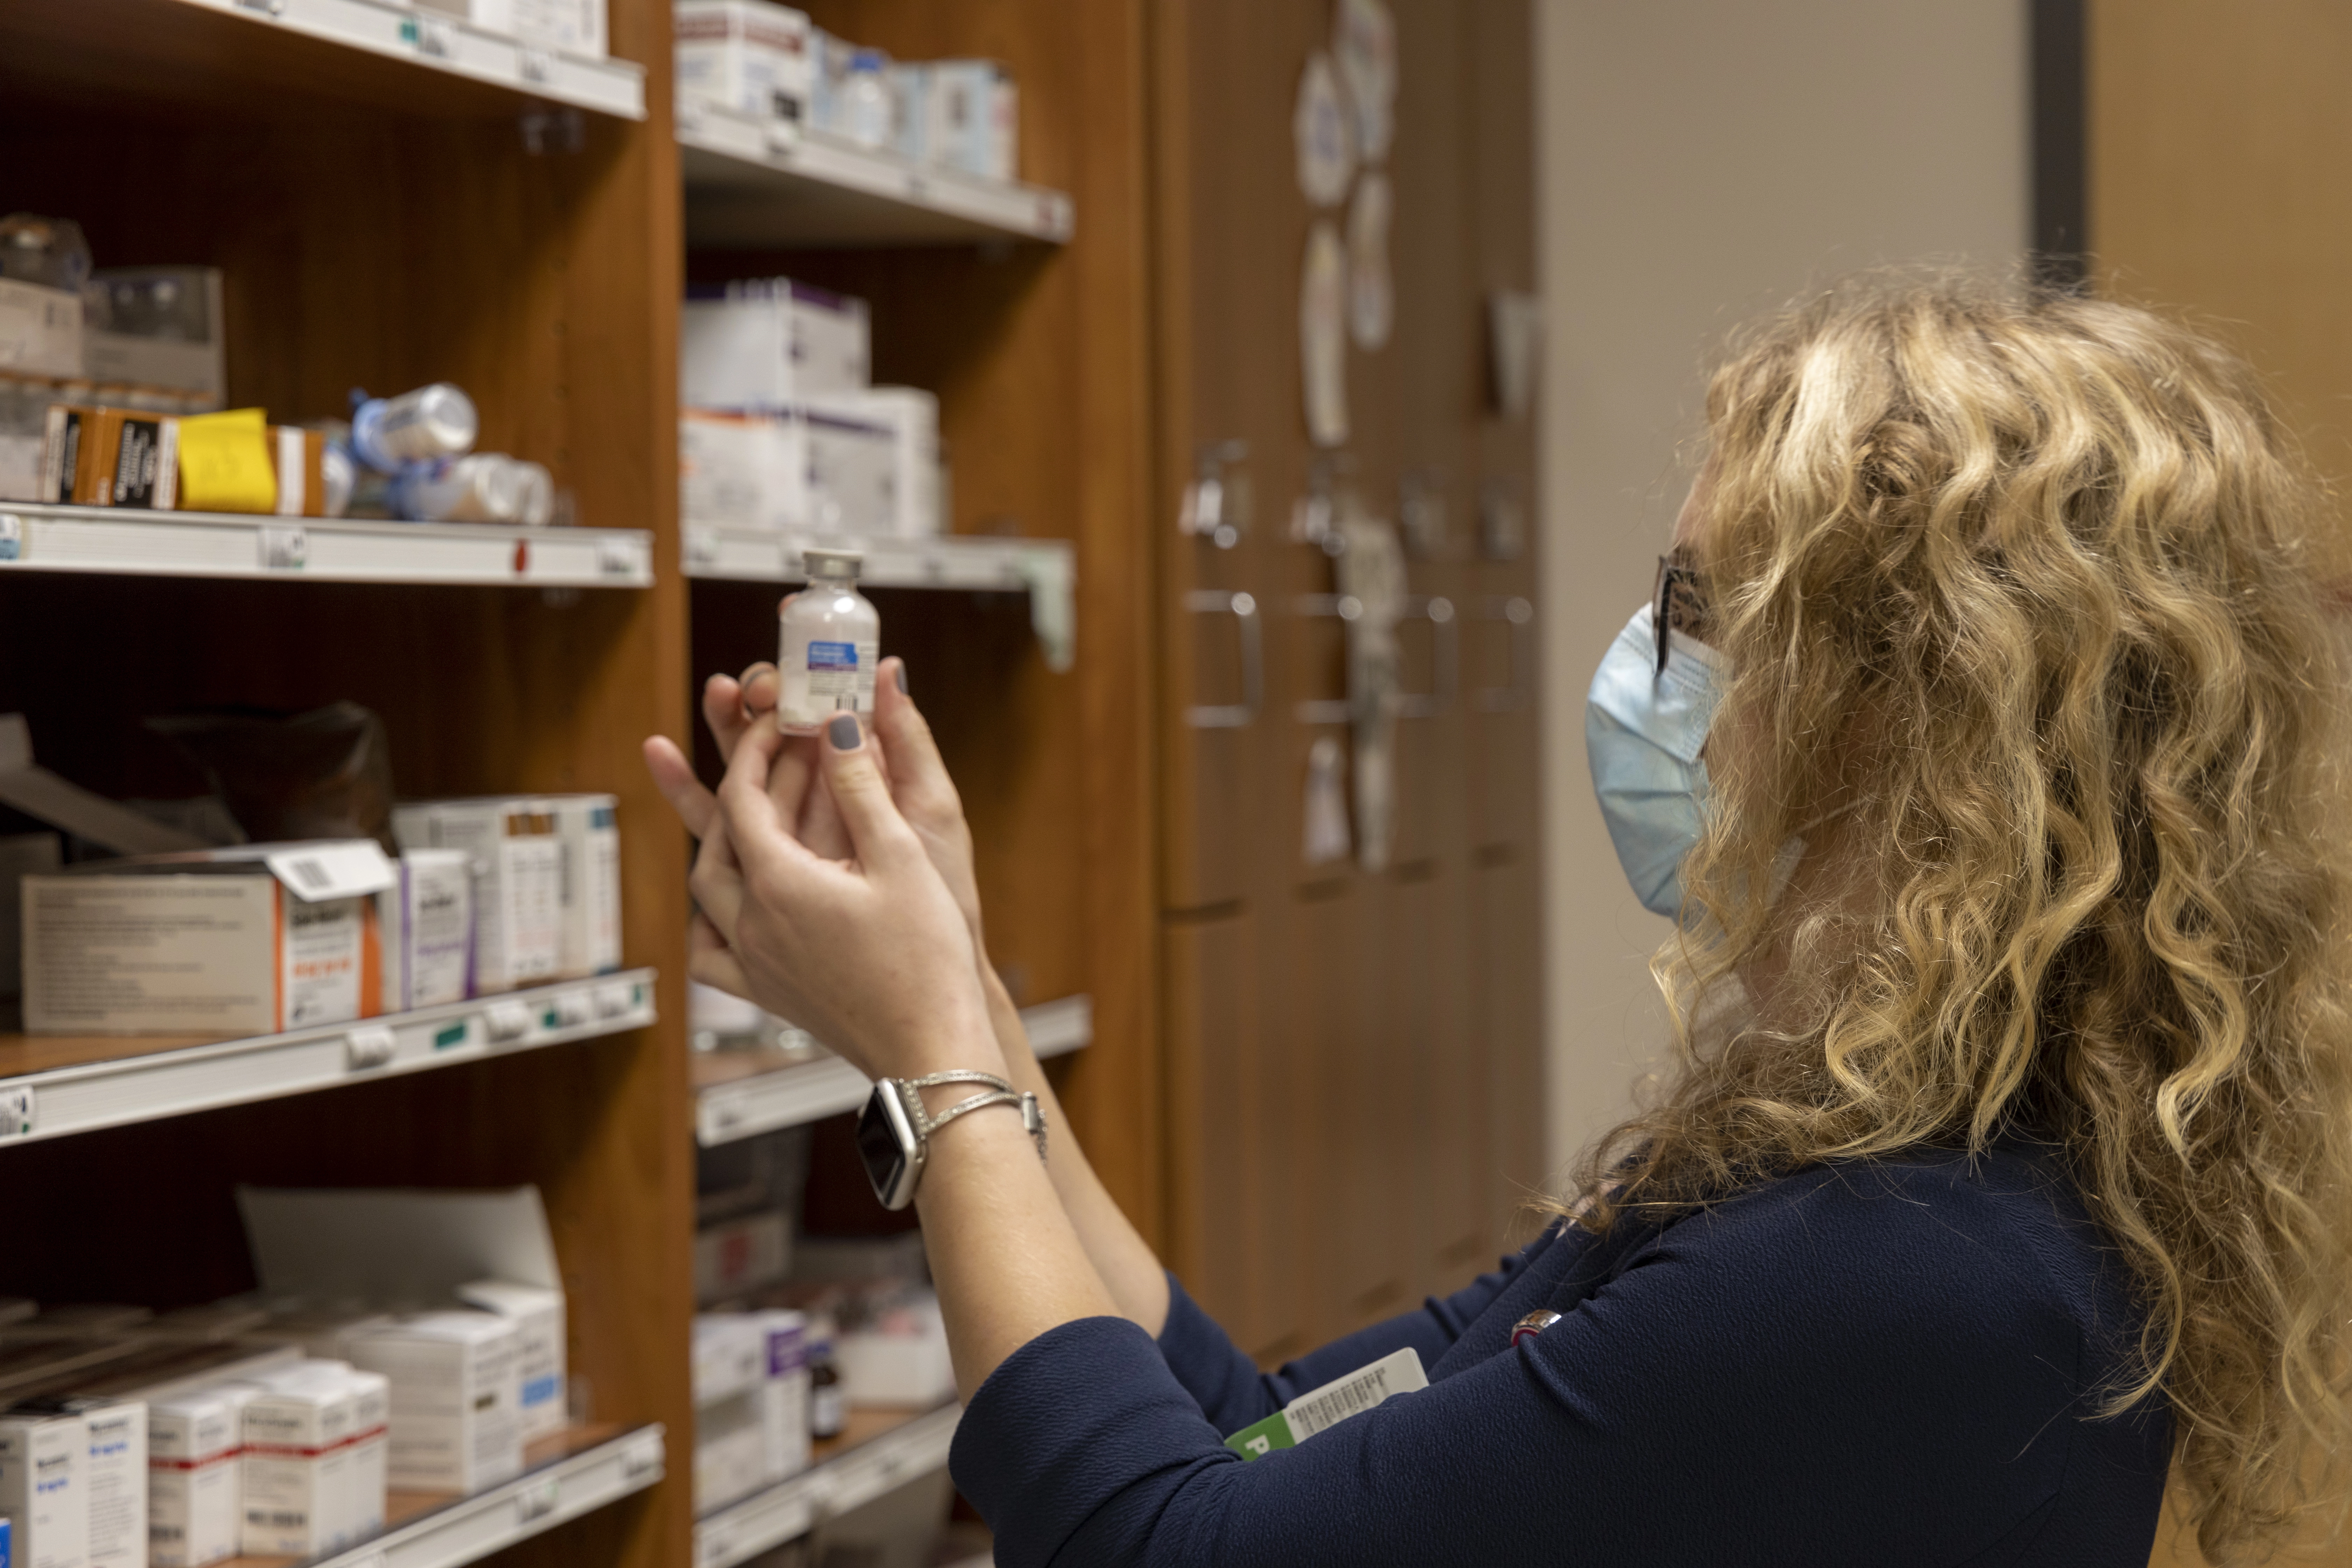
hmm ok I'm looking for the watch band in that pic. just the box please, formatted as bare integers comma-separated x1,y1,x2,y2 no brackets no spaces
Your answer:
892,1071,1049,1164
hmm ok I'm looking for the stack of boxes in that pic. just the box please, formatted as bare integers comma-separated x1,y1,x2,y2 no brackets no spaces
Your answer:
679,279,944,541
690,1311,810,1514
674,2,1019,183
13,793,620,1038
0,1189,575,1568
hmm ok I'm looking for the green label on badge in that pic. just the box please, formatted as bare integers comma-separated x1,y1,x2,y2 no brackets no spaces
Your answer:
1224,1411,1297,1461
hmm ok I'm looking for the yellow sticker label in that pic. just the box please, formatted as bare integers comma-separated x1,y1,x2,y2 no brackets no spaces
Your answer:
176,407,279,514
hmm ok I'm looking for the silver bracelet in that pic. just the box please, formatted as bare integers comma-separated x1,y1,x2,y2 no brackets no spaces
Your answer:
897,1071,1048,1162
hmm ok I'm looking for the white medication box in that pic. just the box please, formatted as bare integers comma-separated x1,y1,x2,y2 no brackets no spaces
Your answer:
751,1310,810,1483
378,849,475,1012
681,279,870,410
13,1401,143,1568
681,409,806,531
454,1282,566,1443
798,398,898,537
813,387,942,539
0,1410,85,1568
925,60,1018,182
675,0,811,123
20,842,395,1036
147,1387,251,1568
690,1316,764,1408
391,801,562,994
691,1390,765,1514
546,795,621,980
238,1362,387,1558
50,1402,141,1568
343,1314,522,1494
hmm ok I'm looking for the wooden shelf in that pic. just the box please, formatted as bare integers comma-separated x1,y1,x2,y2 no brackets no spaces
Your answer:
222,1423,665,1568
681,529,1074,671
692,1405,957,1568
678,108,1074,250
0,0,644,121
692,995,1088,1146
0,970,657,1146
0,504,655,588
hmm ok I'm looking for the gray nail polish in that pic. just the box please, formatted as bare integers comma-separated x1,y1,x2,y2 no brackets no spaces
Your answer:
894,663,909,695
828,714,862,750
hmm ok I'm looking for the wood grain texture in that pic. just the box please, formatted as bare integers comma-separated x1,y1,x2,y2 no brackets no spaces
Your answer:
0,7,694,1568
1149,0,1542,1354
2088,0,2352,572
682,5,1160,1237
2091,6,2352,1562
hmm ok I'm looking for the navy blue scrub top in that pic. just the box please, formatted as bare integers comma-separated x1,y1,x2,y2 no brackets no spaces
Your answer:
950,1139,2171,1567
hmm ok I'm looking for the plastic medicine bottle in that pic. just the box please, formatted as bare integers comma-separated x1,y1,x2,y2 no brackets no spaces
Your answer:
778,548,880,733
351,383,479,472
841,50,894,148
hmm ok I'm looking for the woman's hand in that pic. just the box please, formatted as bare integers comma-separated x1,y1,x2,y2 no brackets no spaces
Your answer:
643,651,985,949
688,712,1003,1084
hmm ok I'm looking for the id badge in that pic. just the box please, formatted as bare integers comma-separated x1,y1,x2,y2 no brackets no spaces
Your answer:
1223,1346,1427,1460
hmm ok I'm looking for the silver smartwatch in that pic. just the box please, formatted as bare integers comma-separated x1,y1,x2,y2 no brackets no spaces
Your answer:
855,1070,1048,1211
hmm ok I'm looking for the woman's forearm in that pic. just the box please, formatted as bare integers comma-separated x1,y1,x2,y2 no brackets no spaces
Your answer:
981,969,1172,1336
911,1072,1120,1401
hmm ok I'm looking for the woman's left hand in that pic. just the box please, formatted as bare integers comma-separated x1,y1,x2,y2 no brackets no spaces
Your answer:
688,712,1004,1084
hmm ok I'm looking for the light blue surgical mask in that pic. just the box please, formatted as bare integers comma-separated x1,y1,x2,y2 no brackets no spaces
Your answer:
1586,601,1724,917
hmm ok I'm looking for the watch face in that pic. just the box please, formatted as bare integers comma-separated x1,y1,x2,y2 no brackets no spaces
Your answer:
856,1085,914,1209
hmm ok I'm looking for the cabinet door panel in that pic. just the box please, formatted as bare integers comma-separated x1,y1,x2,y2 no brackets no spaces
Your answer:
1474,853,1549,1242
1164,910,1313,1363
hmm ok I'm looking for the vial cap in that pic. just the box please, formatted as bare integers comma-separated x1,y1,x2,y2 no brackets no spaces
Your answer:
800,547,865,578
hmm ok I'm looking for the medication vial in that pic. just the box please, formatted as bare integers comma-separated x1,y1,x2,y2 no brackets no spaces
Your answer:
778,547,880,733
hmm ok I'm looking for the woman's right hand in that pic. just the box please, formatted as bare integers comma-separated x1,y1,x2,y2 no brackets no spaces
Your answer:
643,650,988,954
690,715,1003,1086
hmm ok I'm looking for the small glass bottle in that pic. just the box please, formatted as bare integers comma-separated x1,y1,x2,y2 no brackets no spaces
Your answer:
841,50,894,148
807,1336,846,1441
778,548,880,734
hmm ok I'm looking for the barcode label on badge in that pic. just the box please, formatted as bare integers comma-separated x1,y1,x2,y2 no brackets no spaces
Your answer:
1223,1346,1425,1460
1283,1345,1427,1439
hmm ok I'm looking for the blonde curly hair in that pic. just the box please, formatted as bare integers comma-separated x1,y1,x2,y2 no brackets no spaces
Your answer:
1573,275,2352,1562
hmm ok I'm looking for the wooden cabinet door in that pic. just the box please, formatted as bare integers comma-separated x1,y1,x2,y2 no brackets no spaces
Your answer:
1154,0,1540,1357
1163,910,1316,1364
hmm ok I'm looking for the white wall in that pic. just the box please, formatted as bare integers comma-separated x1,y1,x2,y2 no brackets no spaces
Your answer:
1533,1,2031,1177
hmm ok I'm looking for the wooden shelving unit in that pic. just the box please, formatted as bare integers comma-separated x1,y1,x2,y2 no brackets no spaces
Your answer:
0,0,1160,1563
0,7,696,1568
0,0,1540,1563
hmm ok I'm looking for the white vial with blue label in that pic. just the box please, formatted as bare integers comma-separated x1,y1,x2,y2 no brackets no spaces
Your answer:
778,547,880,733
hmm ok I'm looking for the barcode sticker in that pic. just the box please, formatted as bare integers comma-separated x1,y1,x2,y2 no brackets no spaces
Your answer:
598,536,647,578
0,1084,34,1141
258,523,307,570
264,841,397,901
1224,1346,1425,1460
